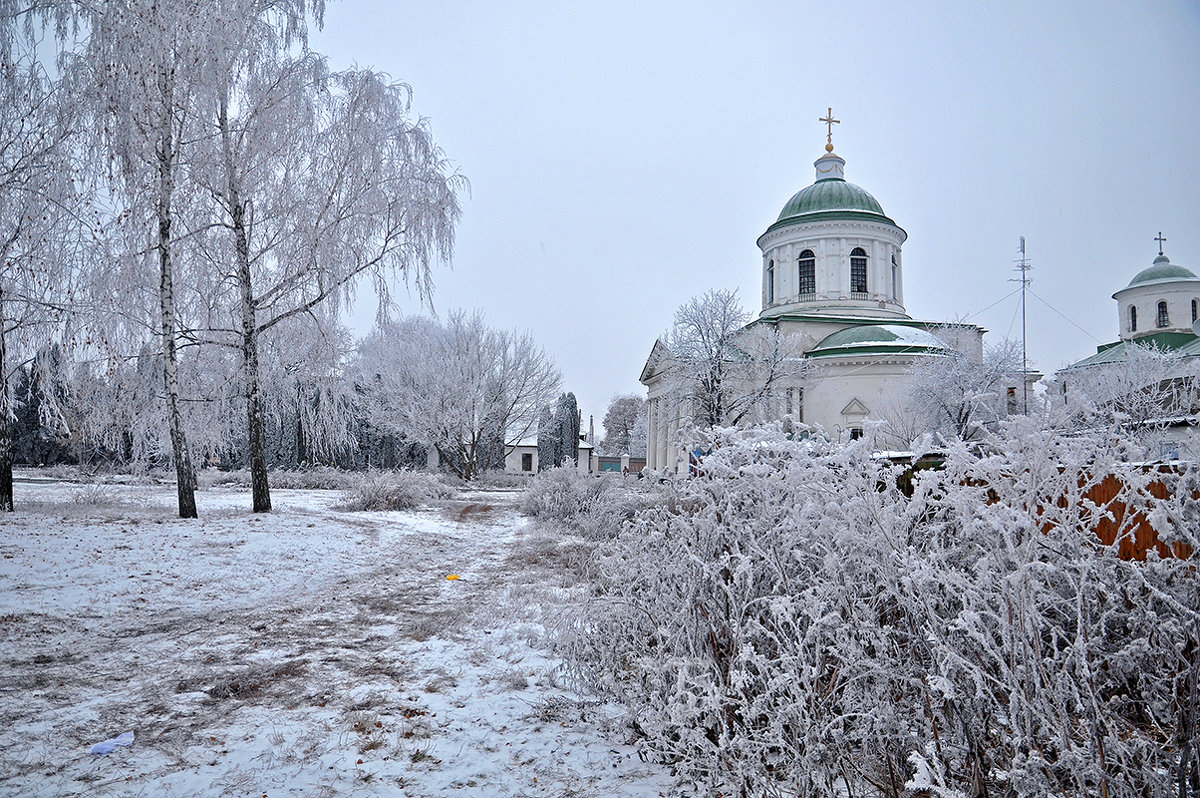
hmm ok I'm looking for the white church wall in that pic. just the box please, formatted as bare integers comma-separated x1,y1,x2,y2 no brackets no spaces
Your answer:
1114,281,1200,339
801,358,919,440
758,219,907,320
928,324,985,360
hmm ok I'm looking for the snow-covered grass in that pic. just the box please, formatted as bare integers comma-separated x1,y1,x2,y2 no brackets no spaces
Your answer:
0,479,672,796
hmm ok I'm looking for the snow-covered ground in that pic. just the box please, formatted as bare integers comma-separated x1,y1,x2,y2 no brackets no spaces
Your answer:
0,478,672,796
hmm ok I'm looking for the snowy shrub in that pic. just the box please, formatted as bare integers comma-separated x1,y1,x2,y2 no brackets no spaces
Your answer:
521,467,663,539
336,470,456,511
562,420,1200,797
70,483,121,505
198,468,360,491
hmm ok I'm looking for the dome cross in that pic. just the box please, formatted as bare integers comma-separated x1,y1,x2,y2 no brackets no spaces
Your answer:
1155,231,1167,256
819,107,840,153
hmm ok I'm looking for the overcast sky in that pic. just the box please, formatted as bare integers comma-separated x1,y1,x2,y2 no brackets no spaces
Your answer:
314,0,1200,427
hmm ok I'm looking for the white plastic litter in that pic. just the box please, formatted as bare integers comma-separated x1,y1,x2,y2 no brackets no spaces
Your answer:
90,731,134,755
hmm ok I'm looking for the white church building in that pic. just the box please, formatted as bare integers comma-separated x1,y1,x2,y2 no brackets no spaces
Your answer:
1057,240,1200,459
640,126,987,472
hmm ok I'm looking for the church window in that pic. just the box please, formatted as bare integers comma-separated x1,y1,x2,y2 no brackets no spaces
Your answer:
849,427,864,440
850,247,868,294
798,250,815,294
1130,305,1137,332
1193,299,1197,323
767,260,775,304
1157,300,1169,328
521,452,533,472
891,254,898,301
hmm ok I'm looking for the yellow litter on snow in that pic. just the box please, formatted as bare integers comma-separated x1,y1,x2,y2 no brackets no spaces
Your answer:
446,574,460,581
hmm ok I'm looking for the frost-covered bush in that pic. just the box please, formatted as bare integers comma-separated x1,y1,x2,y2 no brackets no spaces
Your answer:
563,421,1200,797
521,466,664,539
198,468,361,491
70,483,121,505
336,469,456,511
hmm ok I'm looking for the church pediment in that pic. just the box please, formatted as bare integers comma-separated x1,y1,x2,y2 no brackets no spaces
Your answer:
841,397,870,419
639,338,671,384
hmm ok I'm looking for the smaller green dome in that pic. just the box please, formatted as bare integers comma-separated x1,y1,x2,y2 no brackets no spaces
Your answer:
1126,254,1198,288
809,324,947,358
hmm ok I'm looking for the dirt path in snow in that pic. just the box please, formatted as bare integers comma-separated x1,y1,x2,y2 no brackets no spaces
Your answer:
0,483,669,797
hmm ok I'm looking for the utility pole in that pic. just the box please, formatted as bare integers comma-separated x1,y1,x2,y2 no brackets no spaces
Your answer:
1011,237,1032,413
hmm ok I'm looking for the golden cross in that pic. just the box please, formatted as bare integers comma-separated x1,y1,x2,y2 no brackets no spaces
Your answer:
819,107,840,152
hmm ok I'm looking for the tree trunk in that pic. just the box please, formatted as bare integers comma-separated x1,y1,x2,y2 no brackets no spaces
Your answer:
236,206,269,512
157,120,197,519
221,99,270,513
0,301,13,512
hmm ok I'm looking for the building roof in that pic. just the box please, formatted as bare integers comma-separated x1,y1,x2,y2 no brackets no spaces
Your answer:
808,324,948,358
1122,254,1199,290
762,151,901,236
1065,331,1200,369
776,179,890,223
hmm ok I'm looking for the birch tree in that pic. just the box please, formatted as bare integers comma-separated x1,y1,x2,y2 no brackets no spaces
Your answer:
76,0,210,517
190,3,460,511
0,10,85,511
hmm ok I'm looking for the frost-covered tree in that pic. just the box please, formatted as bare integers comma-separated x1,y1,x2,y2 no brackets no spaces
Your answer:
356,312,560,481
599,393,645,456
662,288,809,431
1057,344,1200,457
890,338,1024,445
255,317,355,469
0,10,86,511
72,0,214,517
627,407,648,458
189,2,461,511
536,403,558,474
537,392,581,470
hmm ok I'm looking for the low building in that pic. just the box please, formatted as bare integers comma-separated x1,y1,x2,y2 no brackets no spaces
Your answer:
503,439,594,474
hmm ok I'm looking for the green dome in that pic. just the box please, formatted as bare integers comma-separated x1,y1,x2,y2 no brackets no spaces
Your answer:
760,151,905,240
1126,255,1198,288
808,325,947,358
777,178,890,224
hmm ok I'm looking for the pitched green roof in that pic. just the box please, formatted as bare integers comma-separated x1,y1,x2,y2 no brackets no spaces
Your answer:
1065,331,1200,369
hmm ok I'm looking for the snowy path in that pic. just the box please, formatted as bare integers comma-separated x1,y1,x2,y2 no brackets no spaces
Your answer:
0,482,670,797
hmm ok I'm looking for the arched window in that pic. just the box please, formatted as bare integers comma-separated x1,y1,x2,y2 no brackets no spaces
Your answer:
891,254,898,301
1130,305,1137,332
797,250,815,295
766,259,774,304
1157,300,1169,328
850,247,868,294
1193,299,1197,323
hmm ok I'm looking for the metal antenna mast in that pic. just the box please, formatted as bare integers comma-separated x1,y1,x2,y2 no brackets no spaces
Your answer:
1010,237,1032,413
